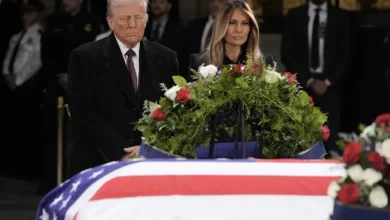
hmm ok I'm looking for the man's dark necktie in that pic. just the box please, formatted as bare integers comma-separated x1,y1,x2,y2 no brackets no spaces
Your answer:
8,30,26,73
125,49,138,91
150,23,161,42
311,8,320,69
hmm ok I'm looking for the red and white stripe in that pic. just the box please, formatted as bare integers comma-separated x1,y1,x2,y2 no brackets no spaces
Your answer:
67,159,345,220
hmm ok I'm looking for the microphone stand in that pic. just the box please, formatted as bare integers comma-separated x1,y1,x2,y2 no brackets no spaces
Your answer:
249,115,263,158
234,101,247,159
208,114,219,158
208,101,257,159
239,101,246,158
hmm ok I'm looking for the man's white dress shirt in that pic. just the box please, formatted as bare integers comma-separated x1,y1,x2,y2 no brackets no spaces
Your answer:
308,1,327,74
115,36,140,87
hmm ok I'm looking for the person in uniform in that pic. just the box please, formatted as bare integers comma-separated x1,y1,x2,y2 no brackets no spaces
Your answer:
1,0,44,178
39,0,101,194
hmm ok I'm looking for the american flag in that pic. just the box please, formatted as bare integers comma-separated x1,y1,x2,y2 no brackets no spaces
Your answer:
36,159,345,220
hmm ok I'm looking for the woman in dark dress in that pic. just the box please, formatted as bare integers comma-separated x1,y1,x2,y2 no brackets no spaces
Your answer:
188,0,262,143
188,0,262,79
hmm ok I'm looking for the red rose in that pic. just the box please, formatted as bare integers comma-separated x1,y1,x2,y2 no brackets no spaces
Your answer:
309,96,314,105
229,71,243,77
229,64,245,77
368,151,387,172
232,64,245,72
151,108,167,121
342,142,363,164
249,61,263,73
375,113,390,124
177,88,191,104
337,183,360,204
283,72,297,85
321,125,330,141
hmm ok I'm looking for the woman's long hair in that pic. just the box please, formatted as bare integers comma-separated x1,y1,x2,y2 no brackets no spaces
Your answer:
204,0,261,67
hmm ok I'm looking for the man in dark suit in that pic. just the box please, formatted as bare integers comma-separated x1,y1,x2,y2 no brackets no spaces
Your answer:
281,0,351,156
186,0,225,55
67,0,178,176
145,0,186,75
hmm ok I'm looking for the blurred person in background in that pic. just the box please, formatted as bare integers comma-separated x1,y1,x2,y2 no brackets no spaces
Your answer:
0,0,22,176
281,0,351,157
343,0,390,129
145,0,186,75
187,0,226,55
39,0,101,194
1,0,44,178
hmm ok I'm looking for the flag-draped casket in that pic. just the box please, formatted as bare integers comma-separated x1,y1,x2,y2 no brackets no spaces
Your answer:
36,159,344,220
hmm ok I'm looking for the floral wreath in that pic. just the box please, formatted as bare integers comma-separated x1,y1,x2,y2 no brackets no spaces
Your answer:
328,113,390,210
135,56,329,158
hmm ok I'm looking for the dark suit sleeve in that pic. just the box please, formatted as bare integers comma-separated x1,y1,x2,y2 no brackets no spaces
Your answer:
68,49,127,161
171,50,179,86
328,12,351,86
281,11,311,87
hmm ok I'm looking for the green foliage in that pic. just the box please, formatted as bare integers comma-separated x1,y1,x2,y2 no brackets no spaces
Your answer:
358,123,367,133
135,58,327,158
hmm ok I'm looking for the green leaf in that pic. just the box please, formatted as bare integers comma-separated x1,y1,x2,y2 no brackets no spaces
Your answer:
336,139,347,150
234,77,249,89
299,91,309,106
358,123,366,133
172,75,187,87
148,101,160,112
137,125,147,132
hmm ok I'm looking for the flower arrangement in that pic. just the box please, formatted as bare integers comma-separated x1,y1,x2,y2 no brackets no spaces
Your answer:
328,113,390,212
135,57,329,158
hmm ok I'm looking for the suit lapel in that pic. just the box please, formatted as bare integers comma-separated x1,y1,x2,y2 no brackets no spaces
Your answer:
104,33,139,109
324,7,336,73
138,39,161,108
301,5,310,67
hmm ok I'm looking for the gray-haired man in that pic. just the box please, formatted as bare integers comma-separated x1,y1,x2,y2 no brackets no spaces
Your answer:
67,0,178,176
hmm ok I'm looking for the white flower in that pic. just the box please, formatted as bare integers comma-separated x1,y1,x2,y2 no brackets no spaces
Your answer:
369,185,388,208
327,180,341,198
376,142,384,155
347,164,364,183
381,138,390,158
264,73,279,84
164,85,180,101
360,123,376,144
362,168,383,186
264,70,285,84
198,64,218,78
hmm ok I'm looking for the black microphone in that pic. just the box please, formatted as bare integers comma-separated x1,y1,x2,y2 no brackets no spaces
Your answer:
264,54,275,69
